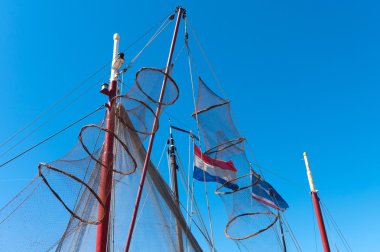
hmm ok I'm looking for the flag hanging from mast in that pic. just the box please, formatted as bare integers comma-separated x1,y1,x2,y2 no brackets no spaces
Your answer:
251,171,289,211
193,144,239,190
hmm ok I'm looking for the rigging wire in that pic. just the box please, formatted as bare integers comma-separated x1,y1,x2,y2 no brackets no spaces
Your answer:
185,18,307,252
122,11,175,54
320,200,352,252
165,127,213,244
185,19,216,252
0,63,109,152
0,105,105,168
0,176,42,226
281,212,303,252
120,14,174,73
186,134,192,228
186,18,308,194
0,174,40,222
136,140,168,226
0,73,108,159
174,146,214,250
177,199,214,248
185,20,228,100
0,12,172,160
163,111,197,134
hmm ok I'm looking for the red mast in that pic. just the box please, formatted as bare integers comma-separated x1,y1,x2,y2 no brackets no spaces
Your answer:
95,33,124,252
303,152,331,252
124,7,185,252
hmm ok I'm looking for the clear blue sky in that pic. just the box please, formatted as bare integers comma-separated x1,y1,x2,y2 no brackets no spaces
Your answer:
0,0,379,251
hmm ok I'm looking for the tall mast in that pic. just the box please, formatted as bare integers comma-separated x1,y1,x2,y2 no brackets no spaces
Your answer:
168,129,184,252
303,152,331,252
96,33,124,252
124,7,186,251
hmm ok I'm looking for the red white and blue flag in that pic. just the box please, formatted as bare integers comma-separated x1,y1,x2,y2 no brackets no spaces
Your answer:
193,144,239,190
251,171,289,211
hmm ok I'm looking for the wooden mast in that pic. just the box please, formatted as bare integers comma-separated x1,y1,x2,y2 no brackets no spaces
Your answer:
303,152,331,252
168,129,184,252
124,7,186,251
95,33,124,252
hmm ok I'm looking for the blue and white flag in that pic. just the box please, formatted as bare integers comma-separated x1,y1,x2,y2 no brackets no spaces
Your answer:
251,172,289,211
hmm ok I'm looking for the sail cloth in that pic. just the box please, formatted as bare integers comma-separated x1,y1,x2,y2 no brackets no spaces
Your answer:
251,172,289,211
193,144,239,190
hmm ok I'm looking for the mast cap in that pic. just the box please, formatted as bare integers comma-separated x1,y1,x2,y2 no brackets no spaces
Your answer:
113,33,120,40
303,152,307,156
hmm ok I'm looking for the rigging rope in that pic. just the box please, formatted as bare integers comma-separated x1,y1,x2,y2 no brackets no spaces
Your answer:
0,105,105,168
0,11,173,161
281,212,303,252
185,20,227,99
174,146,214,251
0,75,107,159
121,14,173,73
185,20,216,252
320,200,352,252
0,63,109,152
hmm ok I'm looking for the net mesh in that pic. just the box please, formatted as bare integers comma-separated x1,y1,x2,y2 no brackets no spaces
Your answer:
193,78,285,251
0,67,201,252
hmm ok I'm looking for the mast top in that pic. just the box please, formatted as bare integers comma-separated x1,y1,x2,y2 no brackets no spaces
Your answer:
114,33,120,40
303,152,317,193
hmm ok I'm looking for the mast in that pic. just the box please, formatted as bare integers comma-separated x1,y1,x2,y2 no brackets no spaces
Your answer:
124,7,186,251
303,152,331,252
168,129,184,252
96,33,124,252
278,213,287,252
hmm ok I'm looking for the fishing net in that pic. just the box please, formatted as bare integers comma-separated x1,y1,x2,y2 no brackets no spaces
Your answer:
193,78,285,251
0,67,201,252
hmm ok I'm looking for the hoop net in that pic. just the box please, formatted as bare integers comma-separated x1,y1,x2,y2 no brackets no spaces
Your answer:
193,78,287,251
0,67,201,252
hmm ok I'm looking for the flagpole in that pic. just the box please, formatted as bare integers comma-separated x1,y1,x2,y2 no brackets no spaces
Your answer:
303,152,331,252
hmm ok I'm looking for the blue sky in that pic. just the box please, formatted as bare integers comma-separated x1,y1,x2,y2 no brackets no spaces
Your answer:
0,0,379,251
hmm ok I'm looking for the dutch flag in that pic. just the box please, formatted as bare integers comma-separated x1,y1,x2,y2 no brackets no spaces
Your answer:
193,144,239,190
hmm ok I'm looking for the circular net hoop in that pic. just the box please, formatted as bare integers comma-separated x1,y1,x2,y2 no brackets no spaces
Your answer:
205,137,245,155
135,67,179,105
113,95,159,136
79,124,137,175
38,163,105,225
215,171,260,195
224,212,279,240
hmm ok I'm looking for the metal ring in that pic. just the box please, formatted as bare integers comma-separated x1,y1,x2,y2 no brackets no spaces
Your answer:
112,95,159,135
224,212,278,240
205,137,245,155
38,163,105,225
135,67,179,105
215,171,260,195
78,124,137,175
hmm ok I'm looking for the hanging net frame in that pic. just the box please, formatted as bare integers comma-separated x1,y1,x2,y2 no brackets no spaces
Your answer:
0,66,203,252
193,77,286,248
